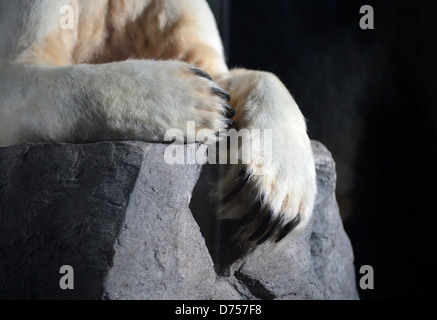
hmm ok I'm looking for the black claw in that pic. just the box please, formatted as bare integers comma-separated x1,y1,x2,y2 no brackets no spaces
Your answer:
256,215,285,245
249,210,273,242
237,198,263,227
275,214,302,243
191,67,213,81
223,167,250,204
211,87,231,102
226,119,235,129
224,104,237,119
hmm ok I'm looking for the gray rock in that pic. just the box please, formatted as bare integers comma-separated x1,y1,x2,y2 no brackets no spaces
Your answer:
0,141,358,300
225,141,359,300
0,142,143,299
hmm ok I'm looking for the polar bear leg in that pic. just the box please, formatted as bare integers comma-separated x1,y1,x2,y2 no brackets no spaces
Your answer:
0,60,234,147
211,69,317,244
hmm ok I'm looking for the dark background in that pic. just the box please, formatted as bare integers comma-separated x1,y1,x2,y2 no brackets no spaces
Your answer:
209,0,437,299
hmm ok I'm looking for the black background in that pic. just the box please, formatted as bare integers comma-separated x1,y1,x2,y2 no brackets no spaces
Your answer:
224,0,437,299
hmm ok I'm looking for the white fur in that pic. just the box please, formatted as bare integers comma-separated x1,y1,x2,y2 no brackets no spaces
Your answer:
213,70,316,239
0,60,231,145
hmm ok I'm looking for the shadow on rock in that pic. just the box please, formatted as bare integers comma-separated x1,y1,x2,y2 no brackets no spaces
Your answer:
189,164,247,276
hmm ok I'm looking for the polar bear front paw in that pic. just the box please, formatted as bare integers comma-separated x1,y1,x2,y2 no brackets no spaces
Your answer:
90,60,236,142
142,60,236,140
209,69,317,245
215,157,316,246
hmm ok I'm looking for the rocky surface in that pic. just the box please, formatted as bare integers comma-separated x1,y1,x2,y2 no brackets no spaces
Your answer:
0,141,359,300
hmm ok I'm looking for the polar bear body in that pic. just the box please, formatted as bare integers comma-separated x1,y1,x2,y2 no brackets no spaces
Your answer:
0,0,316,244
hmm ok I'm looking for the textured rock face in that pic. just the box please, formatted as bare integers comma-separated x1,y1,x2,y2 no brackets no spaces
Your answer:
0,141,359,300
